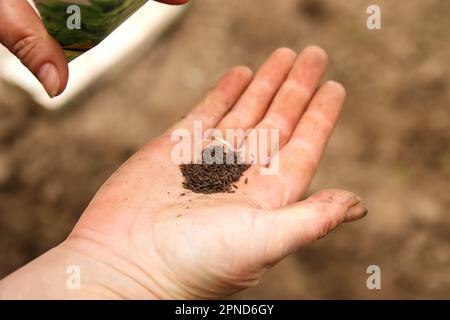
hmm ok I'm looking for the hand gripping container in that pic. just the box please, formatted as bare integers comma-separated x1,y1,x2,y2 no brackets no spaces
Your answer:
33,0,148,61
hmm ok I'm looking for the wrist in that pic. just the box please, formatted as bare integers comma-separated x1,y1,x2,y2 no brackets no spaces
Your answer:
0,237,161,299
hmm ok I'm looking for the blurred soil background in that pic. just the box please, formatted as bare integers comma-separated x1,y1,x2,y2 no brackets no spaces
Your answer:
0,0,449,298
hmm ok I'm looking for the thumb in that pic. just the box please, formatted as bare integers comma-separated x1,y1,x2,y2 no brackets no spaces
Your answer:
263,189,368,266
0,0,68,97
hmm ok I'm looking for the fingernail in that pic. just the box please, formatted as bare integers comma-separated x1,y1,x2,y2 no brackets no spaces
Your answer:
345,205,368,222
37,63,60,98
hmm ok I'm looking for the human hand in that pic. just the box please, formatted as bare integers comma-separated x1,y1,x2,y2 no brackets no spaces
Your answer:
0,46,367,300
0,0,188,98
66,46,367,299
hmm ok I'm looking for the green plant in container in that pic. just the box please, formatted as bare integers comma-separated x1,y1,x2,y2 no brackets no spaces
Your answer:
33,0,148,61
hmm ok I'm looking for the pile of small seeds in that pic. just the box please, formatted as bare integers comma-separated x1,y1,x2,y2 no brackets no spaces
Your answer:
180,146,250,194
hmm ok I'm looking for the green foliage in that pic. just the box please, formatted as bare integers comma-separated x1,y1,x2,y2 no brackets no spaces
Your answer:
34,0,147,60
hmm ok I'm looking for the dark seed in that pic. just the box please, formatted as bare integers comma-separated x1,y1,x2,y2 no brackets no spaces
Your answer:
180,146,251,194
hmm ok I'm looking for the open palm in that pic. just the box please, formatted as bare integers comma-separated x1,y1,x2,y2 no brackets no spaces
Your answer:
67,47,367,299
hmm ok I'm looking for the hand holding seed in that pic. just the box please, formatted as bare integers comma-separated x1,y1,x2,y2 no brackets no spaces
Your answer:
0,0,188,97
0,47,368,299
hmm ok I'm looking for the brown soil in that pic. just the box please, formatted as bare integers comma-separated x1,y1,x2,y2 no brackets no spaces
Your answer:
1,0,449,299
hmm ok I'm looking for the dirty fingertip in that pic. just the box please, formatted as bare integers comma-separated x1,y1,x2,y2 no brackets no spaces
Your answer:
345,204,368,222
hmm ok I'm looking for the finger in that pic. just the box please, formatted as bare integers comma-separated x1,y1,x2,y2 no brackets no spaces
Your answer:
251,46,328,154
0,0,68,97
167,66,253,135
217,48,297,145
273,81,347,203
262,189,367,266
